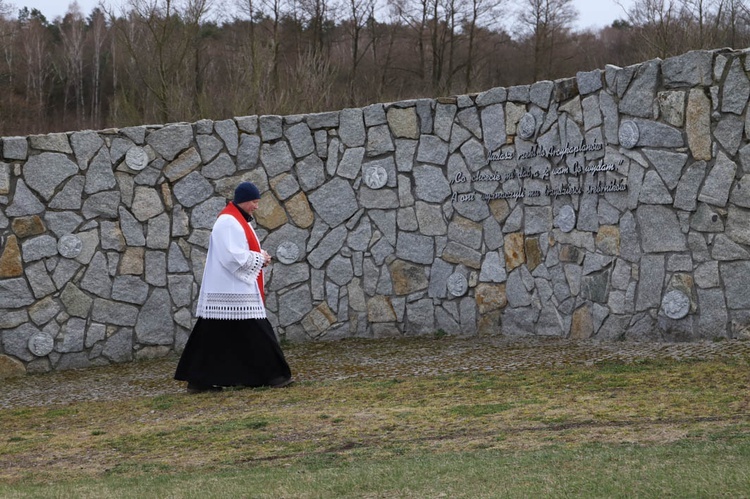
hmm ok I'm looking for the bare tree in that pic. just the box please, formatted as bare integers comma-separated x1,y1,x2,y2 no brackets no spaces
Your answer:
19,8,53,128
108,0,214,123
59,3,87,128
89,8,109,129
516,0,578,80
463,0,502,93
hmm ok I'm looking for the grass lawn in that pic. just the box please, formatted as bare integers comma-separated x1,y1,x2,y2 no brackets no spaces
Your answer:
1,338,749,497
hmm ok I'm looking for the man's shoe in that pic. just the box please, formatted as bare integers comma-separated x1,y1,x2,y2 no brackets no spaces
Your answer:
270,378,294,388
187,383,223,394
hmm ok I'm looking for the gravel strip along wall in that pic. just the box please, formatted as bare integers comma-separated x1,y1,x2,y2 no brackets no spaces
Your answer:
2,47,750,376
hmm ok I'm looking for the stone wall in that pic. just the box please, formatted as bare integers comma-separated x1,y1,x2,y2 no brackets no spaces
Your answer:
2,47,750,376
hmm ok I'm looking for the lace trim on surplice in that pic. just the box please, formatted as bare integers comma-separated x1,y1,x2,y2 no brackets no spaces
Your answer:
236,251,264,285
196,292,266,319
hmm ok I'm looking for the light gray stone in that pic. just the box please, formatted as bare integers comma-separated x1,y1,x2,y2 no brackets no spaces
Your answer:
636,255,665,311
479,251,507,283
714,115,744,155
22,234,58,262
3,136,28,160
619,59,659,118
118,206,146,246
2,323,41,361
100,222,125,251
628,119,684,148
82,191,120,219
696,288,728,338
694,261,719,288
26,260,56,299
111,276,149,305
599,92,619,144
308,178,358,227
662,50,712,87
722,57,750,114
286,122,315,158
307,226,347,269
477,86,507,107
30,133,72,153
278,285,313,327
525,206,552,235
237,134,261,170
636,205,687,252
215,119,239,155
146,213,171,250
363,103,386,126
658,90,686,127
337,147,365,179
441,240,482,269
202,153,236,179
500,307,536,336
577,69,603,95
416,135,449,165
481,104,506,153
690,203,724,232
643,149,687,190
698,152,736,206
134,289,174,345
307,111,339,130
167,242,190,272
413,164,451,203
712,234,750,260
722,261,750,309
259,115,283,141
260,141,294,176
294,154,325,191
146,124,192,161
196,134,222,163
366,124,394,157
339,108,366,147
505,269,532,307
174,171,213,207
144,250,167,287
639,170,673,204
396,233,434,264
270,173,300,201
24,152,78,201
327,255,354,286
84,149,117,194
674,161,707,211
727,206,750,245
101,328,133,362
269,263,310,291
71,131,104,169
405,298,435,335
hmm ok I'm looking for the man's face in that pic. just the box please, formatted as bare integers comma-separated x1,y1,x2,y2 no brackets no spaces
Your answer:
241,199,260,214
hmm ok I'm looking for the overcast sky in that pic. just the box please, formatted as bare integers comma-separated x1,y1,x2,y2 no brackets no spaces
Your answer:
23,0,632,30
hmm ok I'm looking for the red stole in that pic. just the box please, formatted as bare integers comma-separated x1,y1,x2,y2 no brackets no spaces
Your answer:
219,202,265,303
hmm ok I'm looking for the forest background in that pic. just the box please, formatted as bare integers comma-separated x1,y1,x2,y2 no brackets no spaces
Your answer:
1,0,747,137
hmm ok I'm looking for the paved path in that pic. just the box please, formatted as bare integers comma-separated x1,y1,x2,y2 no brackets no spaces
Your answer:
3,336,750,409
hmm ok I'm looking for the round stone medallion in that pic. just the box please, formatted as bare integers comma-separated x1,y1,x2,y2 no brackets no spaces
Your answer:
57,234,83,259
447,273,468,297
555,205,576,233
125,146,149,171
517,113,536,140
276,241,300,264
619,120,640,149
661,290,690,319
28,332,54,357
363,165,388,189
